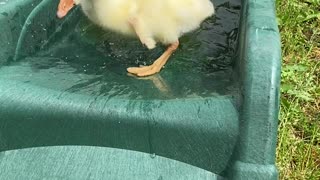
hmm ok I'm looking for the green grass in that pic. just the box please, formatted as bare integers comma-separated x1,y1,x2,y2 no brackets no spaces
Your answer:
276,0,320,179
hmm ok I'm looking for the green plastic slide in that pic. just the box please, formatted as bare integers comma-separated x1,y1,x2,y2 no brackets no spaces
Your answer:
0,0,281,179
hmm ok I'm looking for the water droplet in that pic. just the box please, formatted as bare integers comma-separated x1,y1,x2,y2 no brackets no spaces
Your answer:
158,176,163,180
150,153,156,159
26,20,31,25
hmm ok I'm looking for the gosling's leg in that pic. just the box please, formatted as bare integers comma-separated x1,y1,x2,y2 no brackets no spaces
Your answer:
128,17,156,49
127,41,179,77
57,0,76,18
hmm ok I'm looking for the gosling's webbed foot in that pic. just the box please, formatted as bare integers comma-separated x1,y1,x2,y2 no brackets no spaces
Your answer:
127,41,179,77
127,62,163,77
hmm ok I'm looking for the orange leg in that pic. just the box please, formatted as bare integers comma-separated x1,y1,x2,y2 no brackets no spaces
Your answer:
127,41,179,77
57,0,76,18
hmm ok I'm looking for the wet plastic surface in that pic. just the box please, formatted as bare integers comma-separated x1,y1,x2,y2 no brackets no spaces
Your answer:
0,0,281,179
2,0,240,100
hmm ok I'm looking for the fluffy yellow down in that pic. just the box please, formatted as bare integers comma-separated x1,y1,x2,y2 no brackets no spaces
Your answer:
76,0,214,45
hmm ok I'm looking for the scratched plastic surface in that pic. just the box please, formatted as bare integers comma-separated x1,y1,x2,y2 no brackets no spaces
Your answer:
0,0,241,100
